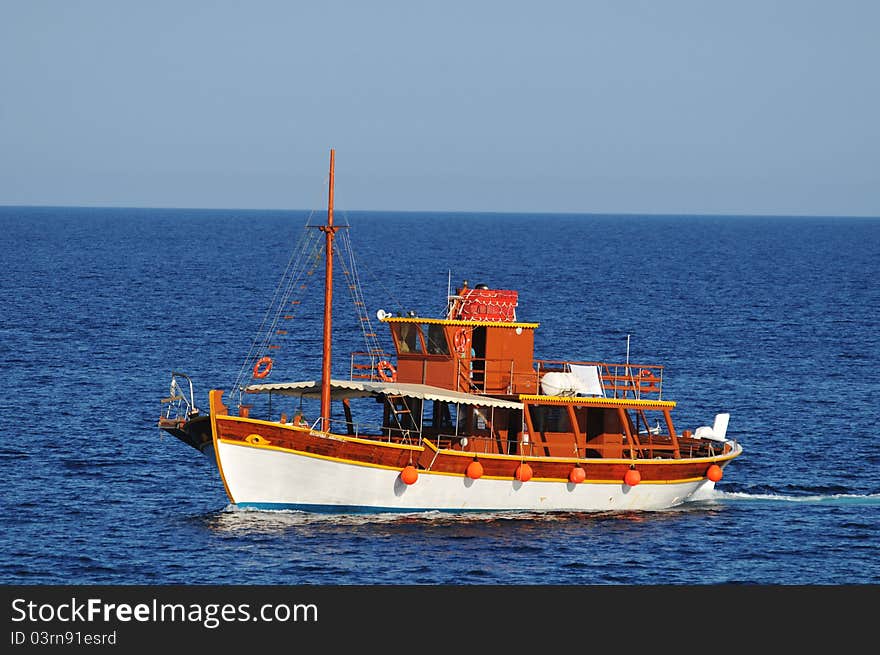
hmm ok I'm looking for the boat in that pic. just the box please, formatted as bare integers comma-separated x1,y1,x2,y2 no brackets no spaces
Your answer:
158,149,743,512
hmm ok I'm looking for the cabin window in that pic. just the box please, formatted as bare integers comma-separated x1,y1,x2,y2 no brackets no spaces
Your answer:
394,323,424,354
474,407,489,430
528,405,570,433
431,401,456,430
574,407,618,438
424,324,450,355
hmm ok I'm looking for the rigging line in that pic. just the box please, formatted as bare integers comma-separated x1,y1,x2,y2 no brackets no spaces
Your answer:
252,236,323,364
253,236,323,356
242,213,326,389
232,230,313,390
262,231,323,336
326,209,382,353
336,206,352,227
341,228,385,355
347,232,408,315
334,233,383,357
233,227,318,386
232,224,322,391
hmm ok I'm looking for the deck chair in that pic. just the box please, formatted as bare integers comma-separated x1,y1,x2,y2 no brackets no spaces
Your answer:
694,413,730,441
711,413,730,441
569,364,606,397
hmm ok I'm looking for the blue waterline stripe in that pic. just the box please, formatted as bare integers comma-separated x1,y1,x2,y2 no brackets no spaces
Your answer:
235,502,506,513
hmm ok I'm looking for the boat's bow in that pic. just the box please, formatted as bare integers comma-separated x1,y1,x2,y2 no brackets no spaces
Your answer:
158,371,214,458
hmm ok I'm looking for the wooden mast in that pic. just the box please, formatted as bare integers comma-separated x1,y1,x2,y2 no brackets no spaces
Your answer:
320,149,336,432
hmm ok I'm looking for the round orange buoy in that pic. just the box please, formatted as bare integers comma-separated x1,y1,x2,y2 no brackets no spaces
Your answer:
624,468,641,487
466,460,483,480
569,466,586,484
400,465,418,485
515,463,533,482
252,356,273,379
706,464,723,482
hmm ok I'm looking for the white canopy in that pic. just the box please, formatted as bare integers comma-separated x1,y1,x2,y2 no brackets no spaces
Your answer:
245,379,523,410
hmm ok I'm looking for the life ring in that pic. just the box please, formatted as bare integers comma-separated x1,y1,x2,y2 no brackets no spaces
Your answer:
453,328,468,355
377,360,397,382
253,356,273,379
639,368,659,393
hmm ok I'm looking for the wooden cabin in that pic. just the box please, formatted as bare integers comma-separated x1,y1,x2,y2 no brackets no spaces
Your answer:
381,282,540,397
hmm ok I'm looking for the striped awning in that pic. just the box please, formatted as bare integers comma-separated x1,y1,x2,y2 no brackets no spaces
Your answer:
245,379,523,410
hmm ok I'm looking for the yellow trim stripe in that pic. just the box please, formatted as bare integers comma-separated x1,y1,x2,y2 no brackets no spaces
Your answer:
380,316,539,329
425,443,740,465
519,394,677,409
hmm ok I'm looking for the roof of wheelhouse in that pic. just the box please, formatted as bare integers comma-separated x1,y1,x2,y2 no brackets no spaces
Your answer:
380,316,539,329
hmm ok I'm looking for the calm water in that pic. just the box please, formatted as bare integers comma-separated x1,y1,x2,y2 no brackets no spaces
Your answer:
1,206,878,584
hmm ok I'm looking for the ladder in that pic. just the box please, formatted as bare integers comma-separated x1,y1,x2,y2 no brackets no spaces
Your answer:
385,394,419,442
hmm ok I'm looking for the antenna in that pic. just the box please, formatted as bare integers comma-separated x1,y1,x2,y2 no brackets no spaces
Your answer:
376,309,389,321
444,270,455,318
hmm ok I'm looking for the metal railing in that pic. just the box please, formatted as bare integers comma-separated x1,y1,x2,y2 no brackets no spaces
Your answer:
348,351,666,401
349,351,397,382
161,371,200,421
534,360,664,400
454,358,665,399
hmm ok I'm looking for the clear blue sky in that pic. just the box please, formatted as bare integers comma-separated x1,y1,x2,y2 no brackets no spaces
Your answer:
2,1,878,215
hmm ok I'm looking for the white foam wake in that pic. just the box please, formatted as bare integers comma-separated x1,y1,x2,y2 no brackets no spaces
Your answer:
710,490,880,505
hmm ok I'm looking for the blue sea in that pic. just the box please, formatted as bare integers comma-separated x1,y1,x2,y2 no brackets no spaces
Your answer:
1,206,878,585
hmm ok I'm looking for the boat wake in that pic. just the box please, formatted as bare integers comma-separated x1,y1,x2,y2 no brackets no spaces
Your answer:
203,488,880,534
217,504,573,525
704,489,880,506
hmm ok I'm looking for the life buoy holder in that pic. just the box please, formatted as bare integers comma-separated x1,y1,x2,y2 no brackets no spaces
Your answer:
377,360,397,382
453,328,468,355
253,356,273,379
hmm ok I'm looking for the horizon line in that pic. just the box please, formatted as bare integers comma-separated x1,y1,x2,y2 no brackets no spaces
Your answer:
0,202,877,220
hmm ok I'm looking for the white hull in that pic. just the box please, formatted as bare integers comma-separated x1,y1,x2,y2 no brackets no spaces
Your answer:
216,440,716,512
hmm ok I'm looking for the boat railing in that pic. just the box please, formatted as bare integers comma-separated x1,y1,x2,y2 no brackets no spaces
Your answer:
305,416,534,454
349,352,664,401
534,360,664,400
455,357,521,395
160,371,200,421
298,415,728,460
349,350,397,382
453,358,664,400
430,433,539,456
304,415,426,446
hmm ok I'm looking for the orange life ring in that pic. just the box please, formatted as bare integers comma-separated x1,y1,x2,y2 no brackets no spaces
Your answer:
639,368,659,392
377,360,397,382
253,356,273,379
453,328,468,355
